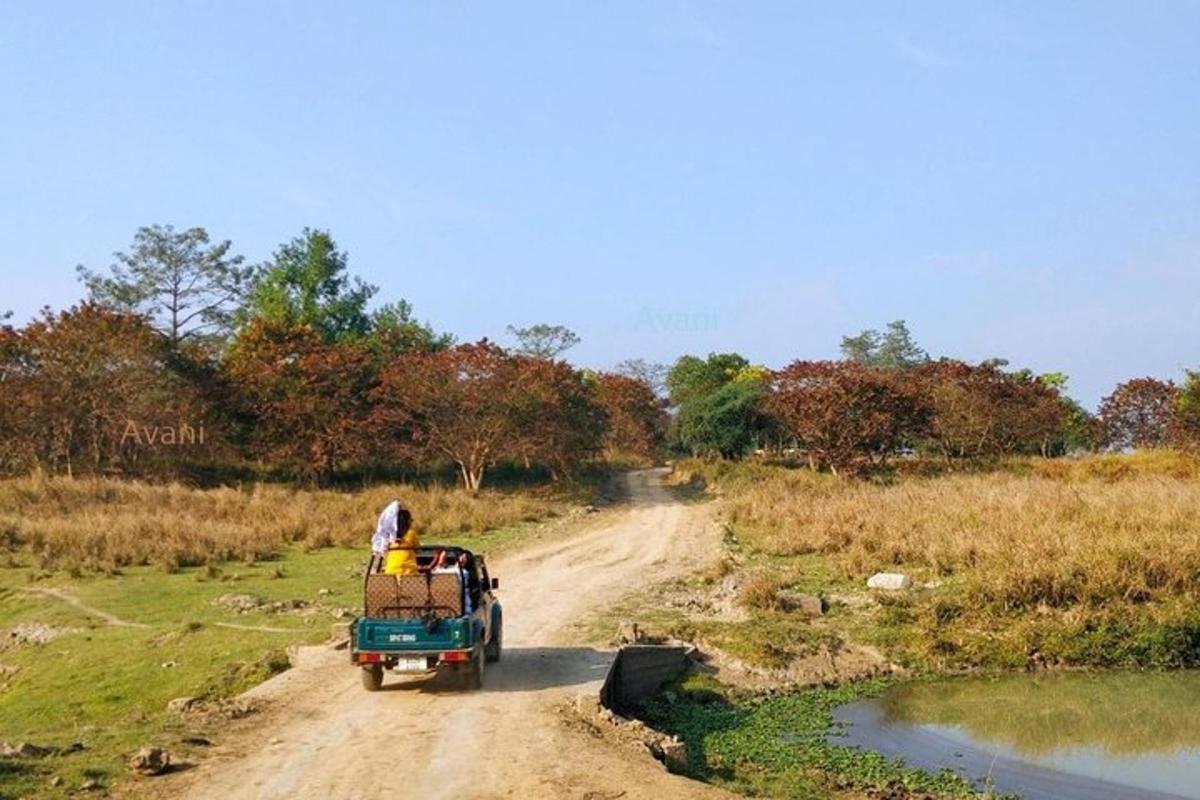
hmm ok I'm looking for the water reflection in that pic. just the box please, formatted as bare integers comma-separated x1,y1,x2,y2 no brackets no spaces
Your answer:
881,671,1200,758
832,671,1200,800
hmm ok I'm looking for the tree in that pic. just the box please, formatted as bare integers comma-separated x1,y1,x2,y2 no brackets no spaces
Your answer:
1099,378,1179,450
675,378,767,459
243,228,376,342
505,323,580,359
368,300,455,355
613,358,668,397
916,360,1067,460
224,320,377,483
77,224,252,346
840,320,929,370
1176,370,1200,449
508,357,606,478
768,361,926,475
666,353,749,407
372,342,522,491
595,372,667,460
7,304,211,475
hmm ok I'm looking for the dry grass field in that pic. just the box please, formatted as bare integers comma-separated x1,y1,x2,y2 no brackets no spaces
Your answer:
674,451,1200,668
0,473,567,573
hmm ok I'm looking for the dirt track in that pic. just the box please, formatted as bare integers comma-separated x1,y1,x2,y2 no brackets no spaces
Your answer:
157,469,735,800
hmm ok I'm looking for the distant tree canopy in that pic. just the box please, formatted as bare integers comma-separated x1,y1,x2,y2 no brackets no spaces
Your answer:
1176,371,1200,448
613,358,668,397
505,323,580,359
11,235,1200,486
77,224,252,346
840,320,929,370
242,228,376,343
594,372,667,460
666,352,749,408
769,360,926,474
1100,378,1179,450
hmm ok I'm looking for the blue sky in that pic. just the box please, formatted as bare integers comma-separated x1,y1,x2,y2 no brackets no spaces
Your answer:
2,2,1198,407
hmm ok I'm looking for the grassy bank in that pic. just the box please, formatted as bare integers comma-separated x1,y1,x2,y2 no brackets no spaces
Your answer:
675,452,1200,670
0,475,588,798
641,674,980,800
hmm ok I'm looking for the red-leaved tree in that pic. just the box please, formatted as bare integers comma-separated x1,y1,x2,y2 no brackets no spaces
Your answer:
224,319,376,483
767,360,926,475
1099,377,1179,450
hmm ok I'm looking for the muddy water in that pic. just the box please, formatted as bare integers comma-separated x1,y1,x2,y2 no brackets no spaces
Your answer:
831,671,1200,800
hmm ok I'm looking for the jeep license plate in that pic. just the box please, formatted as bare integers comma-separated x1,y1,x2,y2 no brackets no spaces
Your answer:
392,658,428,673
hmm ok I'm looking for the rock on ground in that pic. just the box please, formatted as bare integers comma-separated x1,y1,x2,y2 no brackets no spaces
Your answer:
866,572,912,590
128,745,172,775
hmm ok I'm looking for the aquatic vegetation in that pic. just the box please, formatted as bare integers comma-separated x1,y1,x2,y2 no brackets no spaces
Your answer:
640,675,985,798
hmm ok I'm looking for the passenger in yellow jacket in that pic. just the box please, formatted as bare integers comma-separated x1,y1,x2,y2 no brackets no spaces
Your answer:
384,526,421,576
372,500,421,576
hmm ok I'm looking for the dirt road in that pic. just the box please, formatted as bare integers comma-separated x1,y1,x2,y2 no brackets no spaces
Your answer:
159,469,735,800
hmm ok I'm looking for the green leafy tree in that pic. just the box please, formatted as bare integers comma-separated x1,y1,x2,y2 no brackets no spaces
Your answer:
505,323,580,359
243,228,376,342
675,378,766,459
665,352,749,407
368,300,454,355
1174,370,1200,448
840,320,929,370
77,224,251,346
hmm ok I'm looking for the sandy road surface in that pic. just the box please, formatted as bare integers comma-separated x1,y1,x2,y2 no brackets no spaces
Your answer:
156,469,736,800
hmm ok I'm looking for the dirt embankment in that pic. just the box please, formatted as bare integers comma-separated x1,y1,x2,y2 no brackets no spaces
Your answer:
130,469,737,800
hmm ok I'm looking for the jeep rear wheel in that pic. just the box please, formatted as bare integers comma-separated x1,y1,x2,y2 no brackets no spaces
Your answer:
464,644,484,690
485,615,502,663
361,664,384,692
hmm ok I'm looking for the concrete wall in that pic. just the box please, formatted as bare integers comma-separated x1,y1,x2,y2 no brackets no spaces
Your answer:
600,645,689,711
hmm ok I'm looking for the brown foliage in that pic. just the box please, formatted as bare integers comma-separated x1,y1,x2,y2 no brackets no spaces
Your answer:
224,319,376,483
915,361,1067,459
373,342,606,489
594,372,666,461
0,304,215,476
1099,377,1179,450
767,360,926,475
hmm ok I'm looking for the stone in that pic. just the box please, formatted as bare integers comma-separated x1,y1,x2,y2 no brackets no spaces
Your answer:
866,573,912,591
49,776,63,787
1,741,51,758
213,594,263,612
659,737,688,772
167,696,198,713
778,592,824,617
81,778,101,791
128,745,171,775
317,588,332,596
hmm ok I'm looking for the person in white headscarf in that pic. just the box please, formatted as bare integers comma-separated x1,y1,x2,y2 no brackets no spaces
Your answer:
372,500,420,575
371,500,403,556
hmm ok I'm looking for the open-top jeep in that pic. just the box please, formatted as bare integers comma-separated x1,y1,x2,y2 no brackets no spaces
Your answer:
350,546,501,691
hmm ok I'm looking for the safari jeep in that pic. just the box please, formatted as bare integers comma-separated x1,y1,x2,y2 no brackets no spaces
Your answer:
350,546,502,691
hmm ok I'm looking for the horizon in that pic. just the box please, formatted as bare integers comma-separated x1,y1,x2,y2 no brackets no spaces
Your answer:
4,3,1199,408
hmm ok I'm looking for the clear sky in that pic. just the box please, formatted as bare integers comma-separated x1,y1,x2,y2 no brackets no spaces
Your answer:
2,2,1198,407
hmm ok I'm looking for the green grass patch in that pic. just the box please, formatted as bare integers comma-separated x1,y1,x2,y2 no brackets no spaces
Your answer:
0,520,548,798
641,675,985,799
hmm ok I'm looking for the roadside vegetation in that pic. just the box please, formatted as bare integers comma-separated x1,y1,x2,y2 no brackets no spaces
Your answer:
0,478,579,798
677,452,1200,670
0,472,575,574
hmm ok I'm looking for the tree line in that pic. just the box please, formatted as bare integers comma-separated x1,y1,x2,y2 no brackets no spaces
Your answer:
3,225,1197,485
664,322,1200,475
0,225,665,486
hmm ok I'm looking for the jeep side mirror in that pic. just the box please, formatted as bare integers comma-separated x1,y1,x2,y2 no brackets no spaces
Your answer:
491,578,499,590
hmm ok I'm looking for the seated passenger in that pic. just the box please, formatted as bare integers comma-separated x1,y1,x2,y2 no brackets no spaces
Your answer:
431,550,476,614
371,500,421,576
